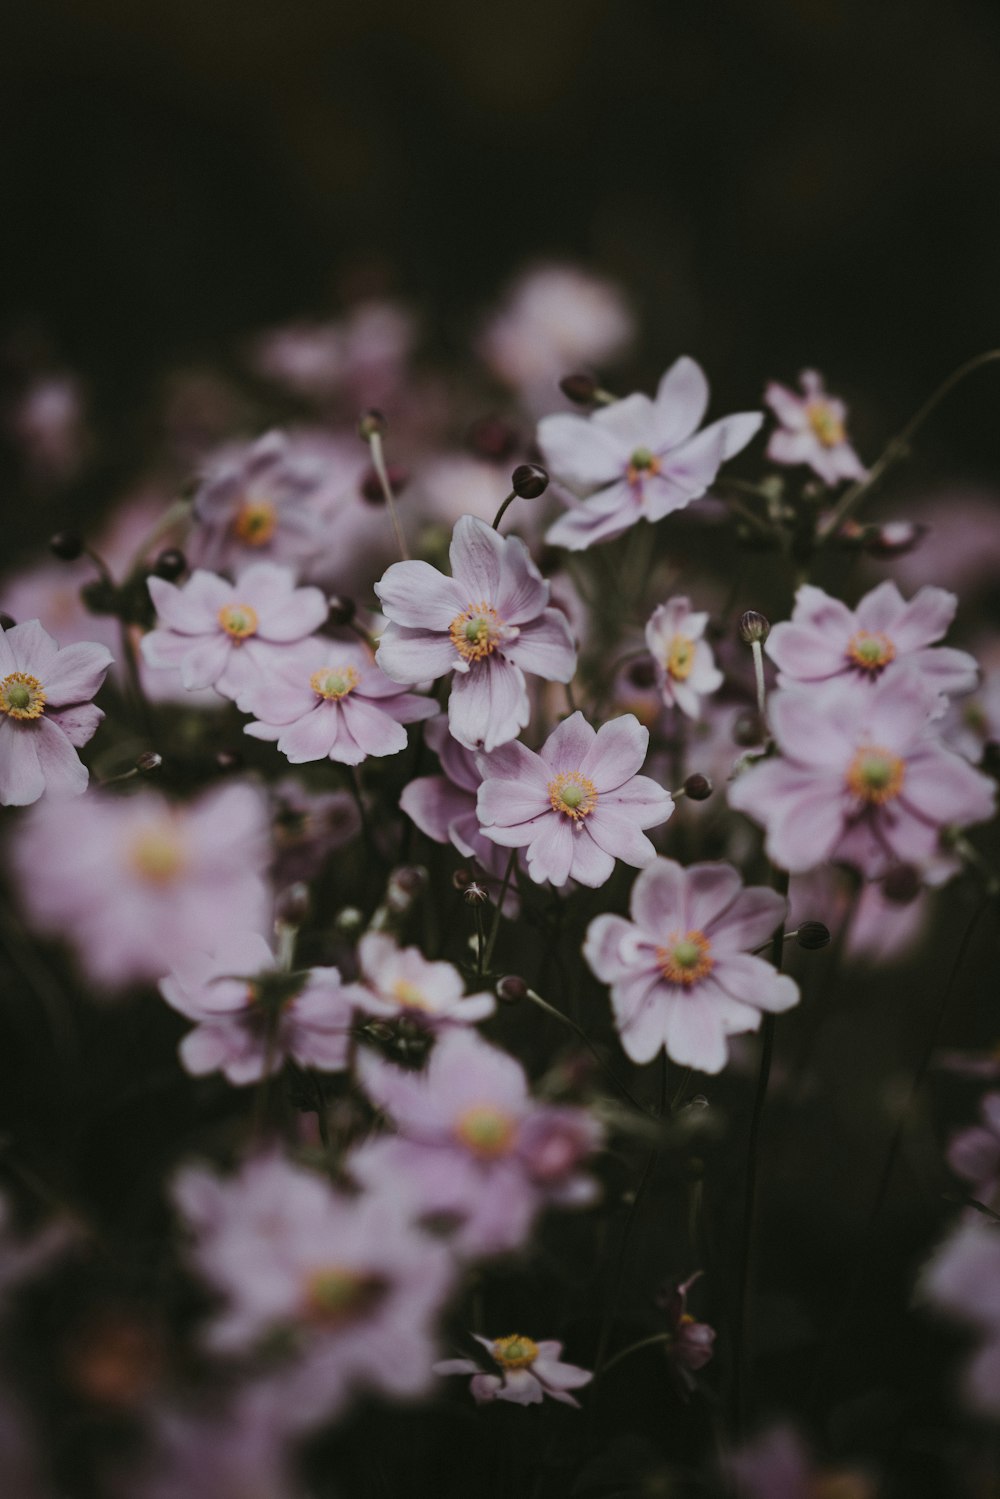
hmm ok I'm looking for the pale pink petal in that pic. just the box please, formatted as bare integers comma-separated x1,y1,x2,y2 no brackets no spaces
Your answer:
537,711,595,772
505,610,576,680
375,624,458,683
449,657,529,752
46,703,103,747
374,560,464,629
683,862,743,930
536,412,627,491
275,707,340,763
449,515,503,601
525,816,576,886
0,720,45,805
580,713,648,789
652,357,711,445
42,641,113,706
34,717,89,797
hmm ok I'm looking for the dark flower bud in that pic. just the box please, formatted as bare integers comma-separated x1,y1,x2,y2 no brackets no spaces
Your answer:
496,975,528,1005
739,610,770,644
326,595,357,627
152,548,186,581
732,708,766,747
467,415,518,461
215,750,244,772
357,409,387,441
463,882,490,907
452,868,473,891
80,579,120,616
49,531,84,562
0,613,15,631
276,881,311,926
683,773,713,802
511,463,549,500
334,906,364,935
626,658,658,690
136,751,162,774
796,921,831,950
883,863,922,904
387,866,427,913
860,521,928,557
559,373,599,406
360,463,408,504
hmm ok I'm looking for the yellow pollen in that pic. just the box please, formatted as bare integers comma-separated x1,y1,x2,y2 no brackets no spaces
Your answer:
845,745,905,805
806,400,846,449
217,602,259,640
547,770,598,821
656,930,714,986
391,979,429,1010
232,497,278,546
845,630,896,673
492,1334,539,1369
627,447,662,485
666,634,697,681
449,602,504,663
302,1267,382,1327
0,671,46,721
127,823,188,885
454,1105,517,1158
310,665,360,700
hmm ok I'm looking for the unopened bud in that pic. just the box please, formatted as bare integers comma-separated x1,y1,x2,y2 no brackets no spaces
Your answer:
796,921,831,950
463,882,490,907
326,595,356,626
452,867,474,891
136,750,162,774
357,408,387,441
360,463,408,504
732,708,766,747
860,521,928,557
276,882,311,926
387,865,427,913
334,906,364,935
496,975,528,1005
559,373,599,406
152,548,186,581
739,610,770,644
467,415,518,461
49,530,83,562
883,863,922,904
511,463,549,500
683,773,713,802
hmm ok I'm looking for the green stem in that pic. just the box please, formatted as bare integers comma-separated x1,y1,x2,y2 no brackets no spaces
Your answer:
524,988,646,1114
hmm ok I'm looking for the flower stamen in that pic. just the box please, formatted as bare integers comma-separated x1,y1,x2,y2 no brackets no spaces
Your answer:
492,1334,539,1369
666,633,696,681
454,1105,517,1157
0,672,46,721
310,665,361,700
127,824,188,884
217,603,259,640
303,1267,385,1327
656,930,714,985
627,447,662,485
547,770,598,821
845,630,896,673
449,602,505,664
845,744,906,805
232,498,278,546
806,400,846,449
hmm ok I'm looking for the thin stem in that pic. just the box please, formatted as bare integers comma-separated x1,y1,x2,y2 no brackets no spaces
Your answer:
818,349,1000,542
525,989,646,1114
482,851,517,973
367,430,410,560
751,640,766,720
473,901,486,980
491,490,518,531
596,1330,675,1379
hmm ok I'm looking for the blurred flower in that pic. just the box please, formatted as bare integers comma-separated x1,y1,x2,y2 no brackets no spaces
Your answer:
539,358,762,551
726,1423,877,1499
584,857,798,1073
656,1271,716,1382
6,373,89,485
142,563,328,709
0,1195,79,1307
0,619,112,806
434,1333,591,1406
476,711,673,888
160,929,355,1084
242,635,437,766
728,675,996,878
375,514,575,751
947,1094,1000,1209
347,932,494,1029
270,777,361,887
118,1388,302,1499
250,300,417,410
764,369,868,486
921,1220,1000,1418
645,597,723,719
13,781,272,988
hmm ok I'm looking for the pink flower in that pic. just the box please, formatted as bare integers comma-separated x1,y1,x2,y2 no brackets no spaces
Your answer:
374,515,576,751
584,857,799,1074
764,369,868,486
173,1153,453,1428
160,930,356,1085
141,563,328,709
434,1333,592,1407
270,777,361,887
947,1094,1000,1208
766,582,977,700
347,932,494,1028
726,1424,877,1499
921,1221,1000,1418
242,636,437,766
727,675,997,878
656,1272,716,1381
13,782,272,989
644,597,723,718
0,619,112,806
539,358,762,551
476,712,673,889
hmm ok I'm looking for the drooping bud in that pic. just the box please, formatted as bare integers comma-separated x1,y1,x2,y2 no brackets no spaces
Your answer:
883,863,922,904
511,463,549,500
796,921,831,950
136,751,163,774
452,868,473,892
739,610,770,644
49,531,84,562
463,882,490,907
732,708,767,747
496,975,528,1005
360,463,409,504
152,548,186,581
559,373,599,406
683,773,713,802
357,409,387,442
326,595,357,626
276,881,311,927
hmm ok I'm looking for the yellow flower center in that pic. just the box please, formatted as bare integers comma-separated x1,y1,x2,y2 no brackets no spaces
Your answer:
666,633,696,681
806,400,846,449
449,602,505,664
547,770,598,821
627,447,662,484
492,1334,539,1369
310,665,360,700
391,979,429,1010
232,497,278,546
127,823,189,885
217,602,259,640
302,1267,384,1327
845,629,896,673
0,671,46,721
454,1105,517,1158
656,930,714,986
845,745,906,805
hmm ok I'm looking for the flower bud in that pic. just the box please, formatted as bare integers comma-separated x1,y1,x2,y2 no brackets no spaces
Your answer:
496,975,528,1005
334,906,364,935
796,921,831,950
860,521,928,557
683,773,713,802
452,868,473,891
463,882,490,907
360,463,408,504
467,415,518,461
49,531,84,562
325,595,356,626
357,408,387,441
387,865,427,913
732,708,766,747
559,373,599,406
511,463,549,500
739,610,770,644
136,751,162,774
152,548,186,581
883,863,922,904
276,881,311,926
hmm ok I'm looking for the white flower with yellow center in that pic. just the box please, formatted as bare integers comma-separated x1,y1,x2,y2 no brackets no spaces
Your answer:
644,597,723,719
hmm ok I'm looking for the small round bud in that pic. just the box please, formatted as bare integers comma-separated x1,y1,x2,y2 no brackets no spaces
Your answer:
0,613,15,632
732,708,767,747
334,906,364,935
326,594,357,626
135,751,162,774
452,868,473,892
215,749,244,772
360,463,408,504
861,521,928,557
683,773,713,802
387,865,428,912
467,415,518,461
357,409,387,441
80,579,119,616
796,921,831,950
559,373,599,406
276,882,311,926
739,610,771,644
49,531,84,562
626,658,657,690
496,975,528,1005
152,548,186,581
511,463,549,500
883,863,922,904
463,882,490,907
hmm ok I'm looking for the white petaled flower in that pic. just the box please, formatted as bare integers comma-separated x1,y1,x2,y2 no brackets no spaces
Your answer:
645,597,723,718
